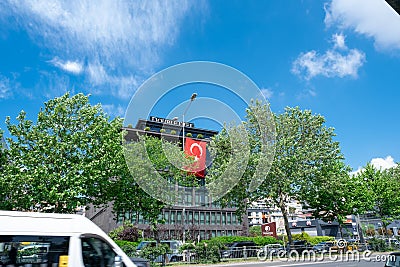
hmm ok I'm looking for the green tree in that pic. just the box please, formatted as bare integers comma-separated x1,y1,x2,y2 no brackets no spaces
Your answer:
260,107,342,244
1,93,122,212
209,104,343,244
115,134,196,241
358,164,400,236
302,161,372,237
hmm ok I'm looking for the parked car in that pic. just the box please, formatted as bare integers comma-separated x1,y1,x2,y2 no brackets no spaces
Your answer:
130,257,150,267
221,241,257,258
287,240,312,253
264,244,286,256
384,251,400,267
312,241,335,253
136,240,183,262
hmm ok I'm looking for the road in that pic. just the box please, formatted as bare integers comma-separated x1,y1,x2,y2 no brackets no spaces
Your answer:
186,252,392,267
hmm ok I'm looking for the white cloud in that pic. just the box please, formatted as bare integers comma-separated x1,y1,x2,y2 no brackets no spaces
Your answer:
325,0,400,51
260,88,273,99
0,75,11,99
292,34,365,80
49,57,83,74
371,156,397,170
351,155,397,176
102,104,126,118
1,0,197,98
333,33,347,50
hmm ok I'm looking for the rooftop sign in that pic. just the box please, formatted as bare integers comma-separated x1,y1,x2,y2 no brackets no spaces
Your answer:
150,116,194,128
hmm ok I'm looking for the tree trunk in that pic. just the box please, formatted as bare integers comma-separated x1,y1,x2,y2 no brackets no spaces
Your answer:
280,201,292,245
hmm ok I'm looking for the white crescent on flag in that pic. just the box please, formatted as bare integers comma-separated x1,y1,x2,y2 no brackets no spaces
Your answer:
190,142,203,161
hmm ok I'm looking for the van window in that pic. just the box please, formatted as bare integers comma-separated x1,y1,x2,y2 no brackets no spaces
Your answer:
81,236,122,267
0,235,69,266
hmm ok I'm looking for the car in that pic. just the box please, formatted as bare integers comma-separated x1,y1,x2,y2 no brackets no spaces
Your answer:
136,240,183,263
312,241,335,253
384,251,400,267
221,241,257,258
130,257,150,267
287,240,312,253
387,239,400,248
264,244,286,256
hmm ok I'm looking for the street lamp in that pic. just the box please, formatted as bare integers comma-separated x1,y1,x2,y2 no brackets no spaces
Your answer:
181,93,197,244
182,93,197,150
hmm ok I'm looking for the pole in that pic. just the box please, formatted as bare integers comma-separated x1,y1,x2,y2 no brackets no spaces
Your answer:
182,113,185,150
181,93,196,244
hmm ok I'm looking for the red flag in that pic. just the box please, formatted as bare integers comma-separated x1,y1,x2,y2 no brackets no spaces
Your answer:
184,137,206,178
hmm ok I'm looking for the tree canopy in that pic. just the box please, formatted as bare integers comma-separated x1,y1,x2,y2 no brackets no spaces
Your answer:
0,93,123,212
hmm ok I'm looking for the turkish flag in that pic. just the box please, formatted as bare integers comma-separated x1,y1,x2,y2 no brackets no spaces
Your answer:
184,138,206,178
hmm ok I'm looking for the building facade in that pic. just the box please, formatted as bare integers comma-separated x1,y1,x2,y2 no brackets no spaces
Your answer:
87,116,248,239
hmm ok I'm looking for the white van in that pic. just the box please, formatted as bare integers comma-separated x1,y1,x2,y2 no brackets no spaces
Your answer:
0,210,136,267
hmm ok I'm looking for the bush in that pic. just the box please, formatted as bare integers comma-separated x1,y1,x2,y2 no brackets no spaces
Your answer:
252,236,283,246
170,130,177,135
160,129,166,133
109,222,140,242
139,243,170,264
249,226,262,237
144,126,151,131
196,134,204,139
186,132,192,137
206,235,281,246
368,238,390,252
309,236,335,245
194,241,223,263
114,240,139,257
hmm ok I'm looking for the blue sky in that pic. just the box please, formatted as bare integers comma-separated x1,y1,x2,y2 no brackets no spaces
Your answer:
0,0,399,172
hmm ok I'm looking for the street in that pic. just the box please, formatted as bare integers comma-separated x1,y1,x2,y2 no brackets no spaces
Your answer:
188,252,393,267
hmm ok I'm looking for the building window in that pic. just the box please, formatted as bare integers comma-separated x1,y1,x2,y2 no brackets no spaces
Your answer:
222,213,226,225
232,214,237,225
188,211,193,224
211,212,216,225
216,213,221,224
171,211,175,224
177,211,182,224
138,214,144,224
194,212,199,223
164,211,170,224
227,213,232,224
200,212,205,225
205,212,210,225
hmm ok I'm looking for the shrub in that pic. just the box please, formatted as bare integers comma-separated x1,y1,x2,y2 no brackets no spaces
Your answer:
139,243,170,264
114,240,139,257
194,241,223,263
170,130,177,135
197,134,204,139
160,129,166,133
127,124,133,128
186,132,192,137
249,225,262,237
109,222,140,242
144,126,151,131
368,237,390,252
309,236,334,245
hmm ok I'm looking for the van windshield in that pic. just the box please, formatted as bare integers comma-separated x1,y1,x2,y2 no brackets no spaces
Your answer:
0,235,69,266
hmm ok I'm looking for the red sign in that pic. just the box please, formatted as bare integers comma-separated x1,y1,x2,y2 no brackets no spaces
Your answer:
184,138,206,178
261,222,277,238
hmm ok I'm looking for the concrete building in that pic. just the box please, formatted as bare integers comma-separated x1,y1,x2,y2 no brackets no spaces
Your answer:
87,116,248,239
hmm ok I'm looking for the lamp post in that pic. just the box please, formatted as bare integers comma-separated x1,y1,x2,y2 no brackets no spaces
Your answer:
182,93,197,150
181,93,197,244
